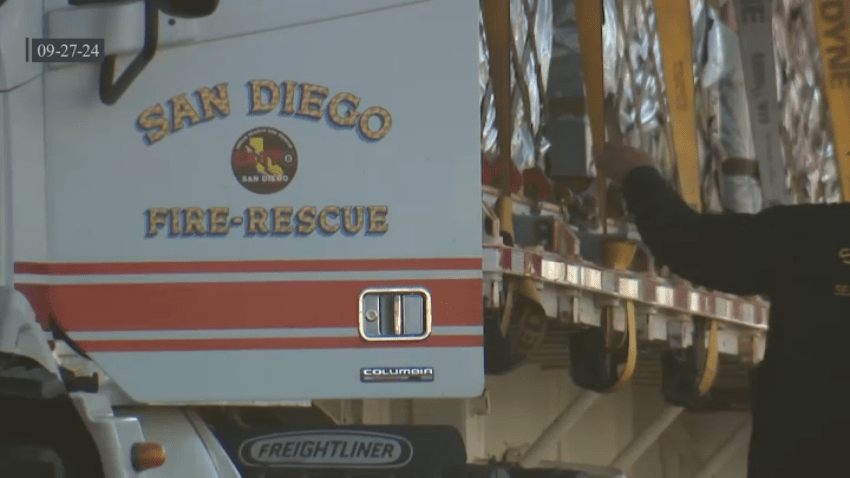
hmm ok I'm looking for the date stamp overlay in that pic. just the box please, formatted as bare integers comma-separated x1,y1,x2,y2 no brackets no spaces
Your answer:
26,38,105,63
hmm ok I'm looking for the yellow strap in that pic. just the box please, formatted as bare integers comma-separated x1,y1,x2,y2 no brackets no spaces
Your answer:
654,0,703,212
502,278,548,358
482,0,516,237
496,195,514,244
575,0,608,233
697,319,719,395
609,300,638,391
813,0,850,202
575,0,606,157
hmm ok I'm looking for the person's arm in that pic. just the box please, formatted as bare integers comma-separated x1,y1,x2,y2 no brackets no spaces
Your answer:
621,165,791,296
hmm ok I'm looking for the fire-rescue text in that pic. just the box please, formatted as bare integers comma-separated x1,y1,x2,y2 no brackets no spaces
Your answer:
145,206,389,237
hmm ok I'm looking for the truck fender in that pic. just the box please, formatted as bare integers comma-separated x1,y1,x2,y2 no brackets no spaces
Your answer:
70,392,146,478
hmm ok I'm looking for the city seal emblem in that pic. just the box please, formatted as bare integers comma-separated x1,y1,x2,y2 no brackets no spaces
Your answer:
231,126,298,194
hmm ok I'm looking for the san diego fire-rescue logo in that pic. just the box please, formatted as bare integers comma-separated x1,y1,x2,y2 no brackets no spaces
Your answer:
139,80,392,239
231,126,298,194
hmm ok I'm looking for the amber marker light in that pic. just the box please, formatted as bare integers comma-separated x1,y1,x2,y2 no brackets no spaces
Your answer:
131,442,166,471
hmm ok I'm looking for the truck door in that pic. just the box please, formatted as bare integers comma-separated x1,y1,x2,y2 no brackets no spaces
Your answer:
13,0,483,402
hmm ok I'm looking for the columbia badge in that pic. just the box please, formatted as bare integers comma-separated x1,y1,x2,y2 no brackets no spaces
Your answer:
360,367,434,383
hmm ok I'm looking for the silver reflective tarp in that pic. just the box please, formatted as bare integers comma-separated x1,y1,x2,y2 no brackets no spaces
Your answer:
774,0,841,203
481,9,499,160
478,0,839,207
479,0,554,171
704,6,764,213
603,0,676,184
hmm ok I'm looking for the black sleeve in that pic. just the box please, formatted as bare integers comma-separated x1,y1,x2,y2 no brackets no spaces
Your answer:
621,166,792,296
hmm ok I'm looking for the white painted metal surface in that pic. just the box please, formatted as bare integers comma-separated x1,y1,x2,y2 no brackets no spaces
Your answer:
70,393,148,478
11,0,485,403
44,0,430,62
116,407,229,478
484,241,769,331
0,0,42,90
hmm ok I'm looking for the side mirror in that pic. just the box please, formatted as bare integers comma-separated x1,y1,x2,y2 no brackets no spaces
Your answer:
99,0,219,105
155,0,219,18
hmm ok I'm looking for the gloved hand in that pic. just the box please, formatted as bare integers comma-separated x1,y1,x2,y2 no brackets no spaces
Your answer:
595,142,657,186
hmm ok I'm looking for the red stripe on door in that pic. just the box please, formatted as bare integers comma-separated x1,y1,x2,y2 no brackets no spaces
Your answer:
14,257,482,275
77,335,482,352
16,278,482,331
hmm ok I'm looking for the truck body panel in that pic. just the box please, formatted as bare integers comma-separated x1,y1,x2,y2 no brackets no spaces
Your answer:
43,0,431,58
12,0,485,403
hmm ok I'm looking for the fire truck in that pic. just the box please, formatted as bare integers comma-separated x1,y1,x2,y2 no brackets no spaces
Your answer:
1,0,844,476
